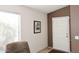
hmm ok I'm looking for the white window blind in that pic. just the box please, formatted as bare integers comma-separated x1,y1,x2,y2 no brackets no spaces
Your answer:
0,11,21,51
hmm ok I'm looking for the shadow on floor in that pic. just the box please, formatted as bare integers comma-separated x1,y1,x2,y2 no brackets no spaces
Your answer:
49,49,68,53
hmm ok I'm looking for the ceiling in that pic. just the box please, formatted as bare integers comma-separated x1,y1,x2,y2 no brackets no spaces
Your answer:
26,5,67,13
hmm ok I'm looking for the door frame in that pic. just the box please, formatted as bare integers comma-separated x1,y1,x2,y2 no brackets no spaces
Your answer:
52,16,71,52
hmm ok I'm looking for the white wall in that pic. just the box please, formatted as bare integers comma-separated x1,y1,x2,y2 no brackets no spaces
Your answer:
0,5,48,52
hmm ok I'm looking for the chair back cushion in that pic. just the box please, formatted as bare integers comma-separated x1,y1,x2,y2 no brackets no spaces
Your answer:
6,41,30,53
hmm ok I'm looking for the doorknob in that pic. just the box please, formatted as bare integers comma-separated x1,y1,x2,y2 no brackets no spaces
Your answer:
66,33,68,38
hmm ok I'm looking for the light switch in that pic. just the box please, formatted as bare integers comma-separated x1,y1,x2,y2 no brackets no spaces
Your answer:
75,36,79,40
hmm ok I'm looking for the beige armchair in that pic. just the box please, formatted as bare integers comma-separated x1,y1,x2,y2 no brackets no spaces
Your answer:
6,41,30,53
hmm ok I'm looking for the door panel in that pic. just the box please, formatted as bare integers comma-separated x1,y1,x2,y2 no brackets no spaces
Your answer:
52,16,70,52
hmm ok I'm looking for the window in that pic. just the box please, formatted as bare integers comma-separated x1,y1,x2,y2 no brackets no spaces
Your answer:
0,11,21,51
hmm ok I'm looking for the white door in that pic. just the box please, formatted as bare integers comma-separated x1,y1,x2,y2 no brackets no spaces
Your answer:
52,16,70,52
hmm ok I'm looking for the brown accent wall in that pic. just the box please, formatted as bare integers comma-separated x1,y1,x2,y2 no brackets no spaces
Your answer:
70,6,79,52
47,6,70,47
